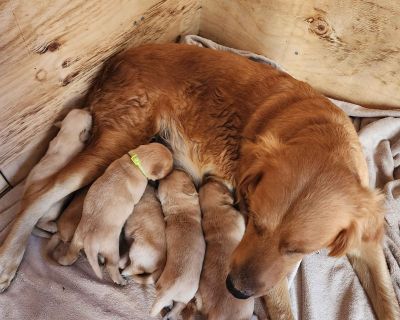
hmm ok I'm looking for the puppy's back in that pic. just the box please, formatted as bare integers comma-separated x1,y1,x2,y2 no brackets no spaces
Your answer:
198,181,253,320
157,170,205,288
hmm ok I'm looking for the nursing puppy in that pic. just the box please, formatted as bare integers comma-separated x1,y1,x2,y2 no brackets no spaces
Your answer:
24,108,92,233
151,170,205,320
47,187,89,257
120,184,166,285
187,178,254,320
57,143,173,285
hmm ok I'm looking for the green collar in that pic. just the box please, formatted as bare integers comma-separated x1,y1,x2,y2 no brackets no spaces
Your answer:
128,151,148,178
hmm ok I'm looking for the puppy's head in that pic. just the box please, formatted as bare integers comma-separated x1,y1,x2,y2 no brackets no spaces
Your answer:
59,108,93,143
157,169,196,205
199,177,233,211
133,143,173,181
227,140,384,299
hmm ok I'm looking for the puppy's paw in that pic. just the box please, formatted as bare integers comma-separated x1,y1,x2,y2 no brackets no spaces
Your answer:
0,260,18,292
36,221,58,234
56,253,78,266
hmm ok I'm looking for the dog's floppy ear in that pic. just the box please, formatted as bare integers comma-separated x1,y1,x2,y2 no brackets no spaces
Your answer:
329,187,385,257
328,222,358,257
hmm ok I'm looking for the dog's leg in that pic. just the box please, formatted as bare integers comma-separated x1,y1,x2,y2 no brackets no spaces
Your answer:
262,278,294,320
0,128,153,291
347,242,400,320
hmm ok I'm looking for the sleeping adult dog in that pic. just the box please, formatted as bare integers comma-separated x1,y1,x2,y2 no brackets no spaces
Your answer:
0,44,398,319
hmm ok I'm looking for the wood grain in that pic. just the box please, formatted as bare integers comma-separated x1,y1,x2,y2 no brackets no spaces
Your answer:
200,0,400,108
0,0,201,185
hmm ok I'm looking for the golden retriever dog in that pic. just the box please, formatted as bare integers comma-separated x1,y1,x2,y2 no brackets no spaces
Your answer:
56,143,173,285
186,178,254,320
120,184,166,285
23,108,92,233
46,186,89,257
1,44,397,320
151,170,205,320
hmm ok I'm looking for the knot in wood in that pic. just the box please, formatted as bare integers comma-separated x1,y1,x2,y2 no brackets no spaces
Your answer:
307,16,330,36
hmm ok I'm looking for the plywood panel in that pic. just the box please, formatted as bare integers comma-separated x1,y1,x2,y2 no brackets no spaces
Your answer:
0,0,201,185
200,0,400,108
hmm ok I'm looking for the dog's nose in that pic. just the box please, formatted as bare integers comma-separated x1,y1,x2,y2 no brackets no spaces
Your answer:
226,274,252,299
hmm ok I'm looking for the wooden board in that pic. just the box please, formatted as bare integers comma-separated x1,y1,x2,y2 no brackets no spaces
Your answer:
200,0,400,109
0,0,201,185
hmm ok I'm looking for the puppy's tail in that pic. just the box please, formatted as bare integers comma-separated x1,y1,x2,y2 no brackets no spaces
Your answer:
85,244,103,279
47,233,62,254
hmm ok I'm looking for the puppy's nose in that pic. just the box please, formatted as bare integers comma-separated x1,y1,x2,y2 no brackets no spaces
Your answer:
226,274,253,299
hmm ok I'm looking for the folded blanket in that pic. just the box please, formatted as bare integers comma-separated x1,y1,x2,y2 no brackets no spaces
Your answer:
0,35,399,320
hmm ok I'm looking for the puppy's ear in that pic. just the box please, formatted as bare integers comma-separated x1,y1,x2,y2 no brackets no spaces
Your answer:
150,163,164,180
79,128,91,143
328,222,358,257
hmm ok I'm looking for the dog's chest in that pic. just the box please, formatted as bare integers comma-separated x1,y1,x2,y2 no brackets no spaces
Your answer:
158,123,216,186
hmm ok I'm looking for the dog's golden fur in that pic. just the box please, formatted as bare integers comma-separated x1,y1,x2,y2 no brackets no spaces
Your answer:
0,44,398,319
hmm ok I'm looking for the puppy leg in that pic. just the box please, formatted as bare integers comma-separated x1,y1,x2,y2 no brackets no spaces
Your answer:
56,234,83,266
151,289,174,317
347,243,400,320
163,302,186,320
104,251,127,286
262,278,294,320
0,129,151,292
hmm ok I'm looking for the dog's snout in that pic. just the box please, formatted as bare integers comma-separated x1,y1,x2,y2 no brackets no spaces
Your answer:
226,274,253,299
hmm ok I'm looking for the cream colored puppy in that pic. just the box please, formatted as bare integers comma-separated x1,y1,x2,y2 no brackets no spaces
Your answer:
57,143,173,285
24,108,92,233
120,184,166,284
151,170,205,320
194,179,254,320
47,187,89,256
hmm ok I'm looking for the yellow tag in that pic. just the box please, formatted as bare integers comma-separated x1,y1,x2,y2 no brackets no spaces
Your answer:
128,151,147,178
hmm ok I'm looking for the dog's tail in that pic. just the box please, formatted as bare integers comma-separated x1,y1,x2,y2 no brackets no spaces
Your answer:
85,244,103,280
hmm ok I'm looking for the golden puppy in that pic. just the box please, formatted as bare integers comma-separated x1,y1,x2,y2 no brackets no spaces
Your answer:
151,170,205,320
57,143,173,285
24,108,92,233
47,187,89,256
120,184,166,284
187,178,254,320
